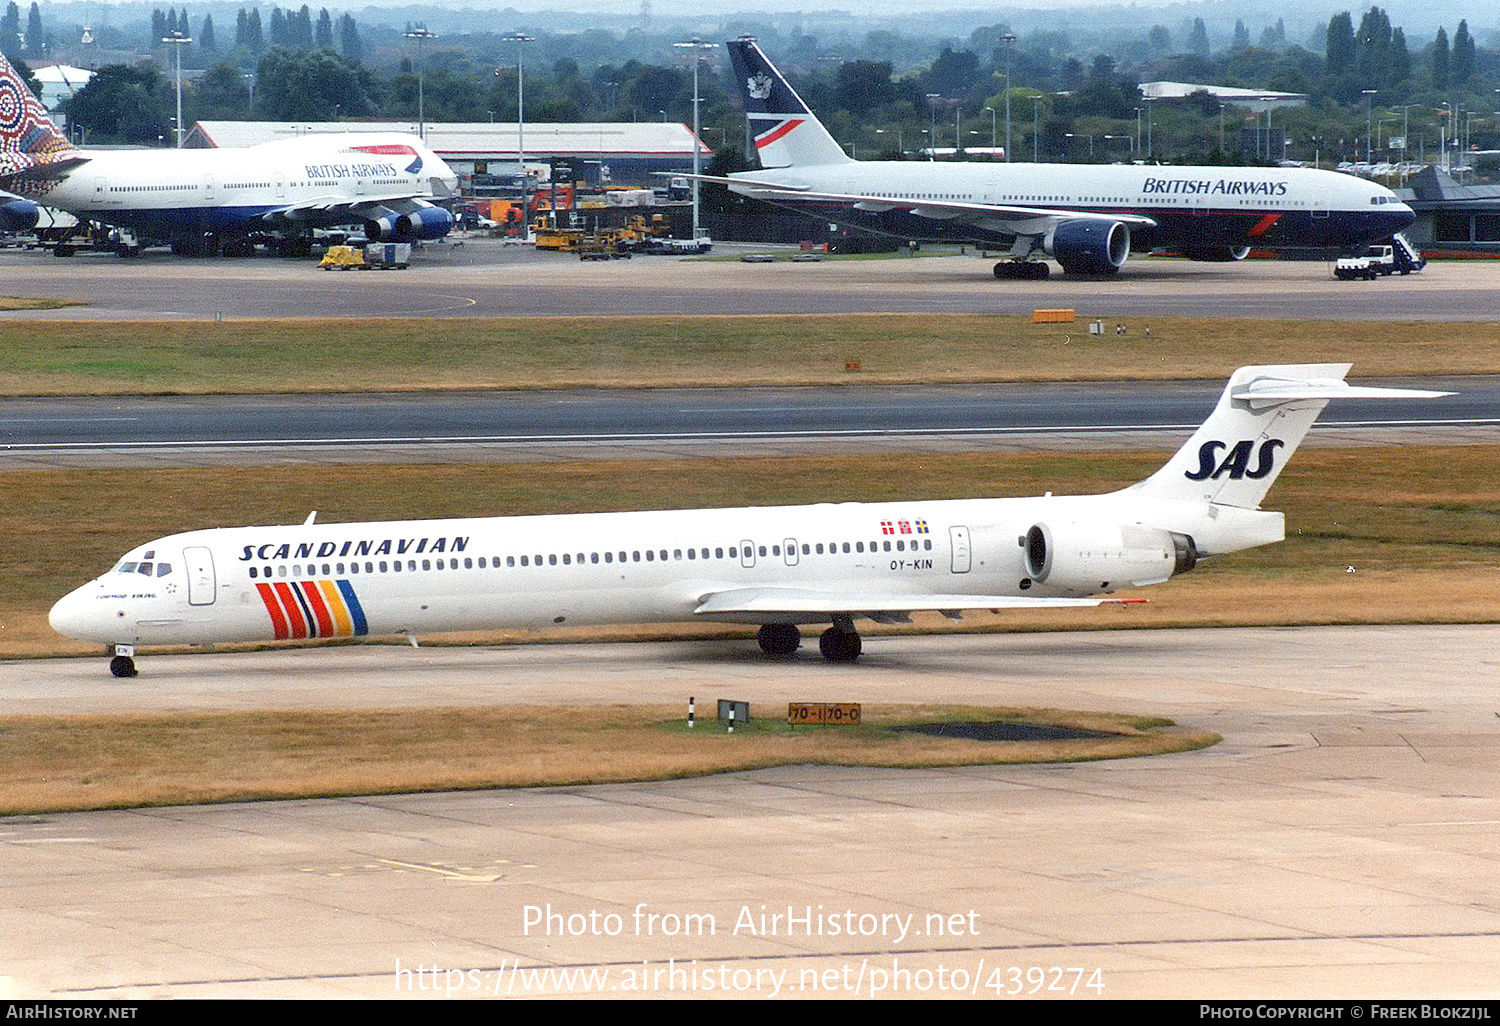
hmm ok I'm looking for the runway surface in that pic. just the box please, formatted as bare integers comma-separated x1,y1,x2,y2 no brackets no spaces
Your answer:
3,378,1488,447
4,378,1493,470
2,239,1497,320
4,624,1500,998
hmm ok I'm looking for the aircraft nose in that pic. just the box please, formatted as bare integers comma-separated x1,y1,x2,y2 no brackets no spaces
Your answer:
49,586,105,642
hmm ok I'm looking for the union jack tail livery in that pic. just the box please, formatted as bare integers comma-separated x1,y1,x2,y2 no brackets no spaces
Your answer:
727,36,851,170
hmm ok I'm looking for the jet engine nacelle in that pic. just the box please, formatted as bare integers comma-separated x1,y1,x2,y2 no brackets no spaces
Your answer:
364,215,402,242
1045,218,1130,275
1024,521,1198,594
0,196,40,232
1180,244,1251,262
368,206,453,241
397,206,454,240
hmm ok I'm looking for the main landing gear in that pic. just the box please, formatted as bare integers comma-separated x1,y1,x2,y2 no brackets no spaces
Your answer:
109,645,138,678
994,260,1049,280
756,620,863,662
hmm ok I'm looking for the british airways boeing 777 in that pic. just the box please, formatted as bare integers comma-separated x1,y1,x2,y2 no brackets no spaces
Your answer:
707,39,1415,278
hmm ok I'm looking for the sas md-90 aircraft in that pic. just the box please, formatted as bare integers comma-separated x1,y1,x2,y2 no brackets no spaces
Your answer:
51,364,1447,677
0,52,457,255
709,38,1416,278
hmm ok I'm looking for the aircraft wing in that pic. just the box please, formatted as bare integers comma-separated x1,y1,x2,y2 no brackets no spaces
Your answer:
678,172,1157,230
259,192,441,224
694,587,1107,622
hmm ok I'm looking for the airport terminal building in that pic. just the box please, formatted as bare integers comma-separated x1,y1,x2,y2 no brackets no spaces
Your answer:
1398,166,1500,251
183,120,711,192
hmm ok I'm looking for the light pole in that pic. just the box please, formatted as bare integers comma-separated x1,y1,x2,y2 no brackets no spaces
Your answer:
982,105,996,152
1440,101,1450,173
925,93,941,160
1362,89,1377,165
1032,95,1041,161
163,30,191,147
501,33,533,231
673,36,718,242
404,26,437,140
1002,32,1015,162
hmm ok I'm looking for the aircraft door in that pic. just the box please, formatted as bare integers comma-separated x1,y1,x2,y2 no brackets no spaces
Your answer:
784,538,799,566
274,172,286,199
740,540,756,568
204,173,215,201
949,526,972,574
184,546,217,606
1312,185,1330,221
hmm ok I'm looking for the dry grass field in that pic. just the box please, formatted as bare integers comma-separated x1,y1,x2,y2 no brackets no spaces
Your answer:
0,313,1496,394
0,704,1219,815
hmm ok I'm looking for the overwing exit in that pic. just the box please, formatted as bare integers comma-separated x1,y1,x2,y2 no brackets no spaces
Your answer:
50,365,1449,677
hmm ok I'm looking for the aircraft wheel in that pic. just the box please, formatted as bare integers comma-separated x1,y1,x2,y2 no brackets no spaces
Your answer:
109,655,138,679
757,623,801,656
818,627,862,663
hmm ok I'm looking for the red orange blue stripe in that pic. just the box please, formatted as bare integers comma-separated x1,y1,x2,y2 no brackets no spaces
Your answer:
754,118,803,150
255,580,368,640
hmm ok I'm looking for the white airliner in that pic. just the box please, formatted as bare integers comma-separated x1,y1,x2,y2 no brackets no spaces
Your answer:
709,38,1416,277
50,364,1448,677
0,52,457,255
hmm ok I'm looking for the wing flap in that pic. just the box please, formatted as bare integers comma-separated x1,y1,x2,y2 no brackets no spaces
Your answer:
694,587,1106,620
684,173,1157,229
669,173,1157,229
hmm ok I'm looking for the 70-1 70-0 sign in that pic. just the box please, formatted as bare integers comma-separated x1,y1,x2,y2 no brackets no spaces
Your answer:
787,703,862,726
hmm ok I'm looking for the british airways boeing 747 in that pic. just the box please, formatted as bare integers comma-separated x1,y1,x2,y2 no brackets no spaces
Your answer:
0,52,456,255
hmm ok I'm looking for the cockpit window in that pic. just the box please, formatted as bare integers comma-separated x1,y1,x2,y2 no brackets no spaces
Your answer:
115,560,172,576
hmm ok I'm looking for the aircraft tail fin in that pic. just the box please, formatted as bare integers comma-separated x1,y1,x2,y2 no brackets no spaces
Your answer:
1126,364,1452,510
726,36,852,169
0,51,83,182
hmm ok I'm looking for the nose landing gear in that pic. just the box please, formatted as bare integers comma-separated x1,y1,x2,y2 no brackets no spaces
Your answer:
109,645,137,678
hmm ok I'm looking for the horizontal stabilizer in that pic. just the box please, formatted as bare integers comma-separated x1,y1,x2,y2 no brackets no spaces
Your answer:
695,587,1105,620
1231,375,1454,410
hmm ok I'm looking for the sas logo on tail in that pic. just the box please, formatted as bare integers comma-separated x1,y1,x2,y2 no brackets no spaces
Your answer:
1185,439,1285,481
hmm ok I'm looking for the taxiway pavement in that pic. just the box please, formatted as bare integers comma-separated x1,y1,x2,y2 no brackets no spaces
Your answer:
4,624,1499,999
2,239,1497,320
